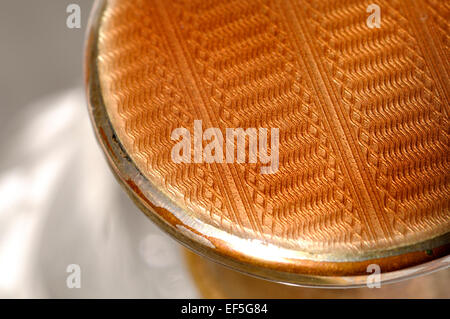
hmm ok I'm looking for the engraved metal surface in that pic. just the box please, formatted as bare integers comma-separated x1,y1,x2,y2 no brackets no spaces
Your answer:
86,0,450,286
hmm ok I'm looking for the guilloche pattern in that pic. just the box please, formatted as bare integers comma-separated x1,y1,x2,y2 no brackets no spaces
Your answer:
97,0,449,257
300,0,449,245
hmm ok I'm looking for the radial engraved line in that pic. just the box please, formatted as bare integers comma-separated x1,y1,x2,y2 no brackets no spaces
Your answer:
401,0,449,107
155,0,265,237
292,0,394,239
278,0,390,241
148,0,245,232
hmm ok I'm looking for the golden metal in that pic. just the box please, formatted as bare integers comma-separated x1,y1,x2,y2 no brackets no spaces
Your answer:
86,0,450,287
185,249,450,298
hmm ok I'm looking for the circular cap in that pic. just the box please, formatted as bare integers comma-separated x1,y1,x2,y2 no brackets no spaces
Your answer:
86,0,450,286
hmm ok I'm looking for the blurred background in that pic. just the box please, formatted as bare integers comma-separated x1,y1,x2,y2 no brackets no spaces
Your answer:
0,0,198,298
0,0,448,299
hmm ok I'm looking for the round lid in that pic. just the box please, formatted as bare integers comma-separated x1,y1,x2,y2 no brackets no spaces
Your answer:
86,0,450,286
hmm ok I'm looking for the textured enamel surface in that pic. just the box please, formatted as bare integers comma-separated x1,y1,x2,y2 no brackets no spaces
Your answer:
89,0,449,280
